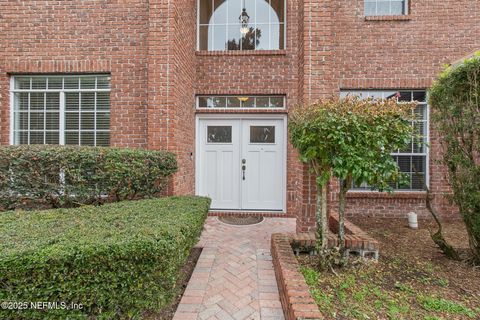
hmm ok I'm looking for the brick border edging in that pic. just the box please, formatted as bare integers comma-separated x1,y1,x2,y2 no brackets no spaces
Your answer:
271,233,323,320
328,213,379,254
291,215,379,258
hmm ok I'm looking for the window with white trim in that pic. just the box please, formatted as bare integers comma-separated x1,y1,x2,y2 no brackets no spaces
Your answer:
11,75,111,146
198,0,285,51
197,95,285,109
340,90,428,191
364,0,407,16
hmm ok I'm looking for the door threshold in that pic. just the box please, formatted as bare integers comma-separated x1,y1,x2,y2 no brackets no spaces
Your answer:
208,210,292,218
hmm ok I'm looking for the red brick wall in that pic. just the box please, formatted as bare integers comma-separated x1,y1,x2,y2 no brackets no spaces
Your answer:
170,0,196,194
298,0,338,233
334,0,479,90
0,0,150,147
147,0,175,154
1,0,478,229
296,0,479,232
195,0,305,216
335,0,478,220
0,0,197,195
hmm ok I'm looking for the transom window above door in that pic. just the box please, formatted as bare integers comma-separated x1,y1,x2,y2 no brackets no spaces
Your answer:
198,0,285,51
197,95,285,109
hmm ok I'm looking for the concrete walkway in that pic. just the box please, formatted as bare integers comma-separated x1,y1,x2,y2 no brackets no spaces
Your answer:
173,216,296,320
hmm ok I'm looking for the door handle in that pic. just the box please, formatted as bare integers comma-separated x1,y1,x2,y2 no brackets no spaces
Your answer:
241,159,246,180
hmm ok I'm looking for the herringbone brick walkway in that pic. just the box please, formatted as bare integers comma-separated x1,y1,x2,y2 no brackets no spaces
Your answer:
173,217,296,320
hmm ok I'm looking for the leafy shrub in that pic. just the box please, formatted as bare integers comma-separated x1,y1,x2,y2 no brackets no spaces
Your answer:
0,145,177,210
0,196,210,319
289,96,414,253
429,52,480,264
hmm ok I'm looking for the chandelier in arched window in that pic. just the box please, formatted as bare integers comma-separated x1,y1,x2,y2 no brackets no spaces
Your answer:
199,0,285,51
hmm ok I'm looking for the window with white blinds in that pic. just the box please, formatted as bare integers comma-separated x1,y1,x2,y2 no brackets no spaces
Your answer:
11,75,111,146
364,0,407,16
340,90,429,191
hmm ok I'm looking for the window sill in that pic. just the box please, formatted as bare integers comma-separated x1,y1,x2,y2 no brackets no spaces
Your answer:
364,15,411,21
196,50,287,56
196,108,288,114
347,191,426,199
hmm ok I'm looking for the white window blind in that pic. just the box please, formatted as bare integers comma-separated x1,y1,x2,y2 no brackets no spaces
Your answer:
364,0,407,16
11,75,111,146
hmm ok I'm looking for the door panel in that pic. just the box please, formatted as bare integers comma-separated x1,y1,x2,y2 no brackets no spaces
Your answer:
198,120,241,209
198,118,284,211
241,120,284,210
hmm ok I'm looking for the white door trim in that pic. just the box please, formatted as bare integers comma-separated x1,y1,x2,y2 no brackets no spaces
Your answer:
195,114,287,212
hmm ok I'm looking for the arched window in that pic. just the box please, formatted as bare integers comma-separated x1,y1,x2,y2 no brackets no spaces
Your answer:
199,0,285,51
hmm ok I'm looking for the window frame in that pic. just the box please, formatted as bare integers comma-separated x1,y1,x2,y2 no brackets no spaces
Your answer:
196,95,286,110
364,0,408,16
9,74,111,147
196,0,287,51
340,89,429,192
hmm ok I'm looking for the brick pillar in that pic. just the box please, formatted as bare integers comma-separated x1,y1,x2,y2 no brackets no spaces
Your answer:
297,0,338,233
147,0,196,196
169,0,196,195
147,0,175,153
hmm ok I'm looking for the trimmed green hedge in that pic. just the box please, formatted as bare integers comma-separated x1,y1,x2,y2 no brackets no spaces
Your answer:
0,196,210,319
0,146,177,210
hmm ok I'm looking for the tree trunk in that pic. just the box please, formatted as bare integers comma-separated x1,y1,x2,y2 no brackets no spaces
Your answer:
425,187,461,261
321,183,328,248
338,176,352,255
315,182,328,251
465,219,480,264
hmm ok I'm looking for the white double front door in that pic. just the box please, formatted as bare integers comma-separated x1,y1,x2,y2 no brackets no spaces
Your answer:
197,118,285,211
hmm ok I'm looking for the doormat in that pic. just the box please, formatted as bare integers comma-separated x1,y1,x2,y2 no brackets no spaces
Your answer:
218,216,264,226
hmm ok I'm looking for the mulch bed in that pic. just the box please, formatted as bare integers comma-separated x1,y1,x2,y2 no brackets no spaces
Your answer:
298,218,480,320
351,217,480,297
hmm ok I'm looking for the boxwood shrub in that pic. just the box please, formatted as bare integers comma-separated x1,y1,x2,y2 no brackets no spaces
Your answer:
0,145,177,210
0,196,210,319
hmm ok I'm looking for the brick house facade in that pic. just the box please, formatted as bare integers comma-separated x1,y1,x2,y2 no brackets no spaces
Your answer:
1,0,478,233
